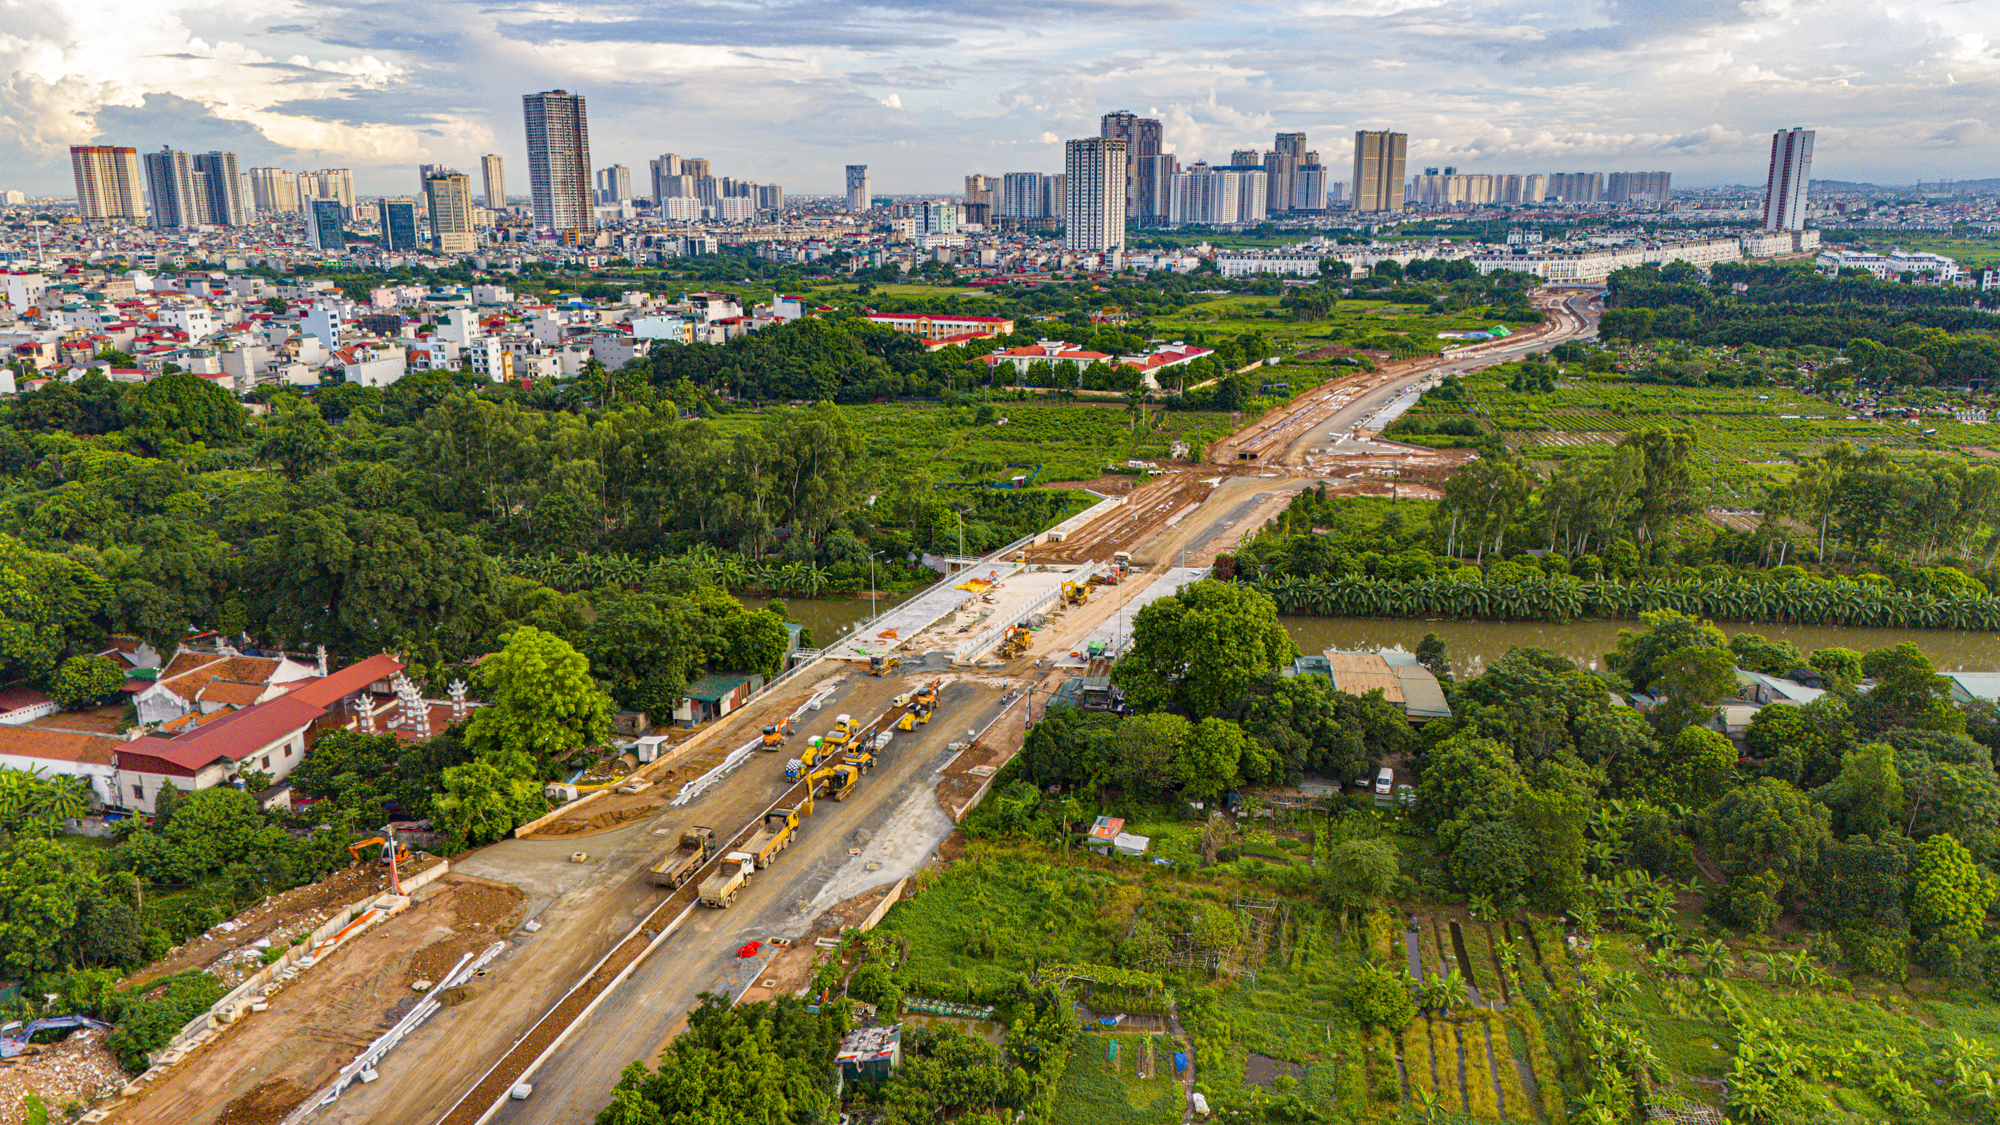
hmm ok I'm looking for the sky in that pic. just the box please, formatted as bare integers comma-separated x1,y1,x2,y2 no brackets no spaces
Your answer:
4,0,1998,198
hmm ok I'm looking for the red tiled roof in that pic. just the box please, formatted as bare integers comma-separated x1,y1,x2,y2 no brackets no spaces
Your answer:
118,695,325,774
286,653,405,708
0,687,53,710
0,727,118,767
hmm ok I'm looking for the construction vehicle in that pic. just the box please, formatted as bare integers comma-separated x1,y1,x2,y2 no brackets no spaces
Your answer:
785,738,824,779
896,710,915,732
834,714,857,738
869,654,901,676
914,702,934,724
1112,551,1132,573
698,852,755,908
349,830,410,867
996,624,1034,660
761,725,783,749
1062,580,1089,606
647,827,715,888
744,807,801,868
915,679,940,708
804,758,860,801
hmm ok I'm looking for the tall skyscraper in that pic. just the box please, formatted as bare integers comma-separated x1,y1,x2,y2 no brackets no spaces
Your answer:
426,171,478,254
963,173,997,224
845,165,871,213
481,154,506,211
1546,173,1604,202
1267,132,1308,213
191,151,245,226
596,165,631,204
306,199,346,251
1350,131,1407,214
70,146,146,221
522,90,593,231
1762,128,1814,232
1064,137,1126,252
248,168,301,214
1099,111,1168,226
377,198,420,250
142,148,198,230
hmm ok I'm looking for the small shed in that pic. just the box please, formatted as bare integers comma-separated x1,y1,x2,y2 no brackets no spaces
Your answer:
1112,832,1150,857
673,673,763,727
1086,816,1125,844
837,1025,901,1084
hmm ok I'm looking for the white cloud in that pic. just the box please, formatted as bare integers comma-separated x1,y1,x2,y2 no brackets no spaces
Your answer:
1,0,1994,194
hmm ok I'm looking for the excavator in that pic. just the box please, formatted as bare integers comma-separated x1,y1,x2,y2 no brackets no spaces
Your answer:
914,679,940,708
804,758,861,802
761,725,784,749
349,830,410,867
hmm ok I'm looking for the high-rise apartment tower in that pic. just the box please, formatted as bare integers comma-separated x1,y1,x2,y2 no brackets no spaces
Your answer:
1350,131,1407,214
142,148,198,230
1100,111,1169,225
69,146,146,221
522,90,593,231
481,154,506,210
1762,128,1814,232
1064,137,1127,252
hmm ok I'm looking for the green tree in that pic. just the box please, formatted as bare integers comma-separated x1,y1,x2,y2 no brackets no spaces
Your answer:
1807,647,1864,689
259,397,335,482
1620,425,1698,541
0,837,96,977
466,626,614,777
1815,743,1905,839
1107,712,1193,796
1607,609,1726,694
1323,838,1400,921
433,750,547,848
48,653,126,708
133,369,247,449
1451,820,1534,899
1856,643,1963,735
1653,644,1739,739
1111,580,1295,717
1910,833,1996,952
1699,779,1831,888
1347,963,1415,1031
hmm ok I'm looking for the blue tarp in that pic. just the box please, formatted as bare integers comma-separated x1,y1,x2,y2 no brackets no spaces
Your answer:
1174,1051,1188,1073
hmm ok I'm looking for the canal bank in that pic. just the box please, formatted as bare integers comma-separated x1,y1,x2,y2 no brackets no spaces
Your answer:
1280,615,2000,677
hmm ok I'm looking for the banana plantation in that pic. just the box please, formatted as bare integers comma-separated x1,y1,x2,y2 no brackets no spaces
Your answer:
502,546,839,595
1250,572,2000,630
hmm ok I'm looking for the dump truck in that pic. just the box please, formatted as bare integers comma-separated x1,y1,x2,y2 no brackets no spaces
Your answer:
698,852,755,908
761,725,783,749
745,807,800,868
869,654,901,676
648,827,715,888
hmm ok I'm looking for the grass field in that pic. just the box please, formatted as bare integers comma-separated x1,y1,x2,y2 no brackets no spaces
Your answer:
1388,356,2000,505
1866,233,2000,270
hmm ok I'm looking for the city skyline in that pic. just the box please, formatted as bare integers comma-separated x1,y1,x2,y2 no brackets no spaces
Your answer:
4,0,1995,198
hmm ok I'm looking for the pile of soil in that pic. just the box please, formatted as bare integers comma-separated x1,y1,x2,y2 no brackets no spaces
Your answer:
216,1077,307,1125
401,880,525,986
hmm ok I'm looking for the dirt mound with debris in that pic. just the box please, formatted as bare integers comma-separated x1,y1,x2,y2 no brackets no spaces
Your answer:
402,878,524,986
0,1028,127,1124
533,790,671,837
125,856,443,992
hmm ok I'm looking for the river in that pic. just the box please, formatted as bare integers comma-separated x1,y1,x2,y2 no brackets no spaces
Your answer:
1280,616,2000,677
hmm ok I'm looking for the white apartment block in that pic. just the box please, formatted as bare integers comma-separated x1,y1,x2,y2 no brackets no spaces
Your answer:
1065,137,1127,252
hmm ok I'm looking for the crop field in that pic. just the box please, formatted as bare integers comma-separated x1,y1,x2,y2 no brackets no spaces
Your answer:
1050,1032,1187,1125
714,401,1241,484
1389,362,1998,504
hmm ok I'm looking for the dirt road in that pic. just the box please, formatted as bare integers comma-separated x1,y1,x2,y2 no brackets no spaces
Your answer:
299,664,1002,1125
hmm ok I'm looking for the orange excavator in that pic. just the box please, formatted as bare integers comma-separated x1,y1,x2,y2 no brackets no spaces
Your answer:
349,827,412,893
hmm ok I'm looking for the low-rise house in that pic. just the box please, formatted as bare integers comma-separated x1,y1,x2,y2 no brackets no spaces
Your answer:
673,672,765,726
0,687,58,726
1289,650,1451,723
0,726,121,806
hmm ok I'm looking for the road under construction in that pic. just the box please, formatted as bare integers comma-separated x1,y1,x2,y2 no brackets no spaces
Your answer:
108,288,1599,1125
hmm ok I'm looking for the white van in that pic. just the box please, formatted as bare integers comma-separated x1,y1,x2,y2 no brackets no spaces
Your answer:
1374,766,1395,796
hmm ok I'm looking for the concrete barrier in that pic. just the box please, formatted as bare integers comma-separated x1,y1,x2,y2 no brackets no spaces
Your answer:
1038,494,1125,545
857,877,908,933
